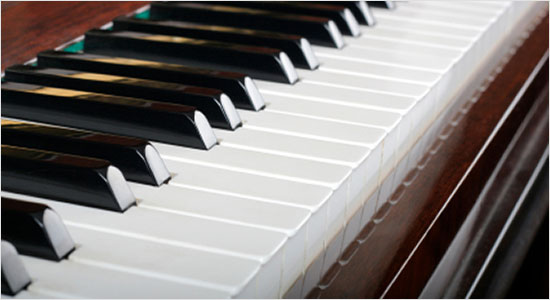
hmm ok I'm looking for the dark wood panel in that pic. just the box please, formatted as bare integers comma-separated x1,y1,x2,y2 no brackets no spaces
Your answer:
312,14,549,299
1,1,148,71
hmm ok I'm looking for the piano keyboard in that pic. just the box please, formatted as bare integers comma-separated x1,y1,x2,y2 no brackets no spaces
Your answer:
1,1,545,298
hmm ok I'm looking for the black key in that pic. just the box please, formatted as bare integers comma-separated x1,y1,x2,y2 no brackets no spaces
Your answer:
209,1,361,37
1,120,171,186
367,1,395,9
2,82,217,150
318,1,376,26
5,65,242,130
149,2,344,48
37,50,264,111
1,240,32,295
1,199,75,262
84,29,298,84
1,145,136,212
112,16,319,69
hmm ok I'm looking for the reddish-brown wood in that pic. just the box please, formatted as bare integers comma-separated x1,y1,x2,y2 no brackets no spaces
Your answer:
1,1,149,71
312,14,549,299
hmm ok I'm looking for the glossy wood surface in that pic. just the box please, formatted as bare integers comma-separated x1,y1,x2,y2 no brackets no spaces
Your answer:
311,13,549,299
1,1,148,71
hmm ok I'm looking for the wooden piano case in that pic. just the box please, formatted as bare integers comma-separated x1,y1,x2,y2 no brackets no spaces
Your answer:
2,2,548,298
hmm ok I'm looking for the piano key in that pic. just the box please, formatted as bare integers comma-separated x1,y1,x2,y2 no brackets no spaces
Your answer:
237,110,385,148
131,183,310,237
1,82,217,149
397,3,500,19
367,1,395,9
20,256,229,298
1,241,31,296
112,17,320,70
372,16,483,38
1,120,170,186
84,29,298,84
410,1,509,13
64,225,261,297
371,6,494,28
155,144,352,189
261,93,402,128
317,55,443,85
1,198,75,261
5,65,242,130
155,143,355,248
37,50,265,111
404,1,501,18
211,127,380,216
239,92,403,179
343,38,464,62
1,146,135,212
148,2,345,48
208,1,361,37
5,192,288,298
313,45,455,72
297,68,430,97
137,159,332,270
129,183,310,294
317,1,376,26
258,80,416,112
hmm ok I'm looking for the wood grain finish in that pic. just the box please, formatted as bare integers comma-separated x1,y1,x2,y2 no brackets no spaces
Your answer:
1,1,148,71
311,13,549,299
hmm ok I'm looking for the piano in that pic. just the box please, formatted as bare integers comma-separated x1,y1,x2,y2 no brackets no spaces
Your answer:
1,1,548,298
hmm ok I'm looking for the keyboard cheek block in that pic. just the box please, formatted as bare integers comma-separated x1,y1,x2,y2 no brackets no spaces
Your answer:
1,146,136,212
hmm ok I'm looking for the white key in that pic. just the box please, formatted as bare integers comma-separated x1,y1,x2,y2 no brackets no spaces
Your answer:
21,256,228,298
155,143,352,189
131,183,310,235
263,93,402,129
406,1,509,13
130,183,311,293
156,145,351,246
297,68,430,97
136,160,332,271
66,226,261,297
258,81,416,113
319,55,443,85
373,17,483,38
372,6,494,28
404,2,501,18
238,110,386,148
4,192,287,298
313,45,454,72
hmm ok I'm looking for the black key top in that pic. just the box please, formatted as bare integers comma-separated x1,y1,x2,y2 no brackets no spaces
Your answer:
209,1,361,37
1,145,136,212
1,120,171,186
149,2,344,48
319,1,376,26
37,50,264,111
1,240,32,295
112,16,319,69
367,1,395,9
5,65,242,130
84,29,298,84
2,82,217,149
1,199,75,262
